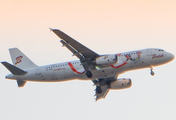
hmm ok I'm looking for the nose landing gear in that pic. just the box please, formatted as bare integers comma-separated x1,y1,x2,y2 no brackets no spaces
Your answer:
150,71,155,76
150,67,155,76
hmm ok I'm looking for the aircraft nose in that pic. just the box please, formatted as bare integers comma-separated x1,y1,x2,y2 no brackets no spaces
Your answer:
167,52,175,62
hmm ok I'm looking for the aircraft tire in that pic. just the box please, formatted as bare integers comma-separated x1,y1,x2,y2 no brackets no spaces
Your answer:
86,71,93,78
151,71,155,76
96,86,102,94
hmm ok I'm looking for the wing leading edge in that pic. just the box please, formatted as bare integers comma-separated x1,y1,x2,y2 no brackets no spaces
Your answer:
50,28,99,61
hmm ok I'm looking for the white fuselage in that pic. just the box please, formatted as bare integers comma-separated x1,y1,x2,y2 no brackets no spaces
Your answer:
6,48,174,82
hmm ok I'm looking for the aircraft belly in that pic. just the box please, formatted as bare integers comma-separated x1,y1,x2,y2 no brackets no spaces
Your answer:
89,68,119,79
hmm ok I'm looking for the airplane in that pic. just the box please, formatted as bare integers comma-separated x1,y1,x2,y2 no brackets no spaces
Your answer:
1,29,175,101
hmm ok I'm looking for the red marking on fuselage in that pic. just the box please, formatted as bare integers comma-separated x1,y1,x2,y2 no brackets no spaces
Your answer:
53,68,65,71
110,61,127,68
116,53,121,56
68,62,85,74
152,54,164,59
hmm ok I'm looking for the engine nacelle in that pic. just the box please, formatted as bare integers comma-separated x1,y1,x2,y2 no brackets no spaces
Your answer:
110,78,132,90
96,54,117,65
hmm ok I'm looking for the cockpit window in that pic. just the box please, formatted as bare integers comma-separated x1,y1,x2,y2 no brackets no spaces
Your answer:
158,49,164,52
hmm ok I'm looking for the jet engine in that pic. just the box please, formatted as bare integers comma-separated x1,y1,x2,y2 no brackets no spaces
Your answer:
110,78,132,90
96,55,117,65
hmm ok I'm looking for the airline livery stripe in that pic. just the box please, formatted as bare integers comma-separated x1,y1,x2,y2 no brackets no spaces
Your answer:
68,62,85,74
110,62,127,68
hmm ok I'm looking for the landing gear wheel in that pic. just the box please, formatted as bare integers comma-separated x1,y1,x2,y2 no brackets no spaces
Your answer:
96,86,102,94
150,71,155,76
150,66,155,76
86,71,93,78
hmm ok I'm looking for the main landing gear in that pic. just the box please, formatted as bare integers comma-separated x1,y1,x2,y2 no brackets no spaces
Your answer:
92,80,102,95
150,67,155,76
86,71,93,78
95,86,102,94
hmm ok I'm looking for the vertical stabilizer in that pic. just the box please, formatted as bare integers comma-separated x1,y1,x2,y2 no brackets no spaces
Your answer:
9,48,38,70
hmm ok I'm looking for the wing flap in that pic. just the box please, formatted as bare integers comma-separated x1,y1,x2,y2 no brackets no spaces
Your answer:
60,40,83,59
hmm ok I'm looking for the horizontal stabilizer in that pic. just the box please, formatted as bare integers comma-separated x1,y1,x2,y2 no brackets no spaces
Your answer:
1,62,27,75
17,80,27,87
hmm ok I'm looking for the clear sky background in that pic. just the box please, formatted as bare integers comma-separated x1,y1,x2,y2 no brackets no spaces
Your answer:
0,0,176,120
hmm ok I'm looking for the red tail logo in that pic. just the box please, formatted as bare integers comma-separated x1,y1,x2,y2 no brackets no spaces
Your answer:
15,56,23,65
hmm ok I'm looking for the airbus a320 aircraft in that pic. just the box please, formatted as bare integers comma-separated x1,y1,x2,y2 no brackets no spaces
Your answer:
1,29,175,101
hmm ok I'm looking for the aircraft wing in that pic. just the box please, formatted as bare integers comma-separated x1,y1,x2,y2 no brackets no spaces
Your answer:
50,29,99,61
95,85,110,101
93,76,117,101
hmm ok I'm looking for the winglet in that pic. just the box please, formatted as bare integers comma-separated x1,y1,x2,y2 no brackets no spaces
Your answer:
49,28,54,31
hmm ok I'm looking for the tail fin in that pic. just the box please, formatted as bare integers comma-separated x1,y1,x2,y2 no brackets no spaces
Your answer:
9,48,37,70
